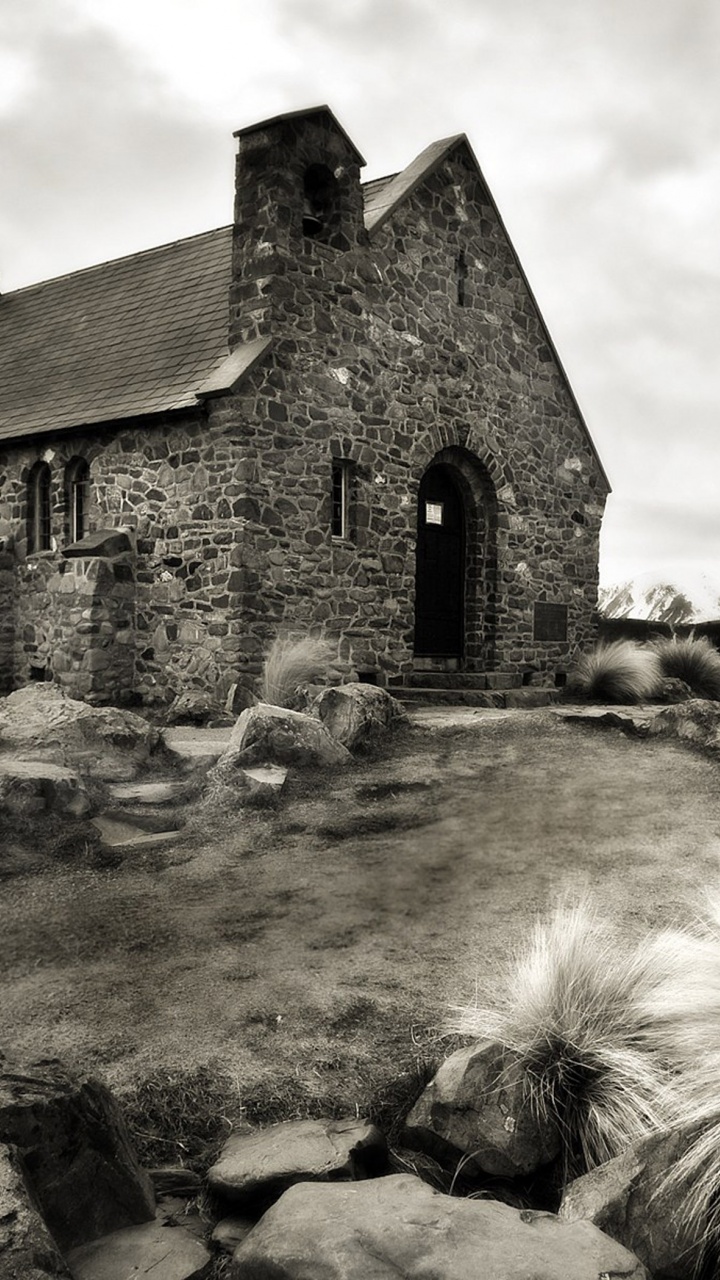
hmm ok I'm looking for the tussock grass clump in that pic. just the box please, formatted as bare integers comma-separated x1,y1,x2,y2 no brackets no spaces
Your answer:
449,901,678,1178
569,640,663,703
651,634,720,700
259,633,338,709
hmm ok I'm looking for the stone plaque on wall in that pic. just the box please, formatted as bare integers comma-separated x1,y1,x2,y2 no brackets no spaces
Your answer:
533,602,568,642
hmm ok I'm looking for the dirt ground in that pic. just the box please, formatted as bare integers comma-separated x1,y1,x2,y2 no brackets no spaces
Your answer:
2,708,720,1114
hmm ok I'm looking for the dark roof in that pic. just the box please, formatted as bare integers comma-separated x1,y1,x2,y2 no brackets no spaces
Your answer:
0,226,233,441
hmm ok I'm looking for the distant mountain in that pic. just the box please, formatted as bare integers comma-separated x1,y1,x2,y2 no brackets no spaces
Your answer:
599,573,720,625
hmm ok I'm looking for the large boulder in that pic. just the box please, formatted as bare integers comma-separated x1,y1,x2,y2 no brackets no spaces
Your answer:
213,704,351,772
0,759,91,817
559,1124,704,1280
230,1174,648,1279
207,1118,386,1207
312,683,408,752
0,1059,155,1253
404,1041,561,1178
0,1142,71,1279
0,686,159,781
647,698,720,753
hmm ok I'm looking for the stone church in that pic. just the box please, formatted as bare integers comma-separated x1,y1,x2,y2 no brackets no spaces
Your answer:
0,106,609,708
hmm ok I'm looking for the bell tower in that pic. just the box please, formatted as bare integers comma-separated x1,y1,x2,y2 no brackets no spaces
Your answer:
229,106,367,347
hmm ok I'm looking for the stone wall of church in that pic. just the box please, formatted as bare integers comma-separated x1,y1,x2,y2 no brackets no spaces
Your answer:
0,137,607,708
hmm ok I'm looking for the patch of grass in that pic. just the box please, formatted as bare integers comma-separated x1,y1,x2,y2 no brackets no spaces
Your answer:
449,899,679,1179
651,634,720,700
121,1066,243,1171
259,634,338,709
569,640,663,703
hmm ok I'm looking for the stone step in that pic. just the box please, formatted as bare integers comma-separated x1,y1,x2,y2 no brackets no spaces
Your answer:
161,727,232,774
390,671,527,690
398,687,562,709
106,780,192,806
90,816,181,850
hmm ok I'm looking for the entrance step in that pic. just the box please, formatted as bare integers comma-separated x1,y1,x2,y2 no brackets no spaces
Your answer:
391,672,524,691
396,686,562,709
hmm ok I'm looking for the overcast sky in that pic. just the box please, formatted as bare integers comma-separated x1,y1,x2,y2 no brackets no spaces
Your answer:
2,0,719,590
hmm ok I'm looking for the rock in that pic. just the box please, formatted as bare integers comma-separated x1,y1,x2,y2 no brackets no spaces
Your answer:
647,698,720,753
0,760,91,818
0,686,159,781
65,1216,211,1280
62,529,132,559
559,1125,703,1280
90,816,180,849
161,727,233,775
239,765,288,804
657,677,694,704
230,1174,648,1279
404,1041,561,1178
166,692,216,725
107,781,191,806
0,1142,71,1279
211,1216,256,1255
0,1059,155,1253
215,705,352,771
207,1118,386,1206
312,683,408,751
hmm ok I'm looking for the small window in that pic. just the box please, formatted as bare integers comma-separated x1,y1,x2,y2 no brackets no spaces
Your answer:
303,164,339,243
27,461,52,552
534,602,568,642
456,250,468,306
331,460,352,539
65,457,90,543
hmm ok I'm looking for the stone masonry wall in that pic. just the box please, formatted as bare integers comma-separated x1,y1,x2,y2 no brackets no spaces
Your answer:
215,135,607,698
0,132,608,707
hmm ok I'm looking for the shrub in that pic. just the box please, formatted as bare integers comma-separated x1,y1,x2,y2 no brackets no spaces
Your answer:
651,634,720,700
569,640,663,703
259,634,337,709
449,900,678,1178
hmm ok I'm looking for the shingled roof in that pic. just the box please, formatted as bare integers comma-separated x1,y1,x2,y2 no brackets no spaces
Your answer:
0,226,233,442
0,176,399,444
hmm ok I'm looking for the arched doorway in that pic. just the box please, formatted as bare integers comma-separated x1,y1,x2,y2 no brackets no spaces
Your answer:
414,465,466,659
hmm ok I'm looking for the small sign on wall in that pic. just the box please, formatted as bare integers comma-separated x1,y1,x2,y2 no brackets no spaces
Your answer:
425,502,444,525
534,602,568,642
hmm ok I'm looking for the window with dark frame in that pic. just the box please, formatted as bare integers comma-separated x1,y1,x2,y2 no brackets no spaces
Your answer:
331,460,351,539
27,461,52,553
533,601,568,642
456,250,468,306
65,457,90,544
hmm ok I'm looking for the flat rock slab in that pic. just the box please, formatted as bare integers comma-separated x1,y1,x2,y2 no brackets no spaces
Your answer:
404,1041,560,1178
230,1174,648,1279
0,759,90,817
207,1118,386,1205
106,781,191,805
161,728,232,774
66,1218,211,1280
91,816,180,849
212,1216,257,1255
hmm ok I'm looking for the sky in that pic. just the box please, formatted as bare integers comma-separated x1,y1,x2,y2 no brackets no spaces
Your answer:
1,0,719,591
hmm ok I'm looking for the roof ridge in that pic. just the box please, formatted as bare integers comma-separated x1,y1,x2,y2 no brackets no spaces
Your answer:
5,224,233,297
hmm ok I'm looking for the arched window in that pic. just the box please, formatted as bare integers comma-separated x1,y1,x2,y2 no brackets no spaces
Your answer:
65,457,90,544
27,462,52,553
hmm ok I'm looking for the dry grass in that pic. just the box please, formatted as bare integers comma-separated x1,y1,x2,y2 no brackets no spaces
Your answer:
651,635,720,700
569,640,663,703
259,634,338,709
449,899,679,1179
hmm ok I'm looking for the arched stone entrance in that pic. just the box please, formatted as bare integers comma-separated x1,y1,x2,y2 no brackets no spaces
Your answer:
413,448,497,668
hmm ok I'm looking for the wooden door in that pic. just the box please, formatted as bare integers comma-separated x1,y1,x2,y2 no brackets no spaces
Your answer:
414,466,465,657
